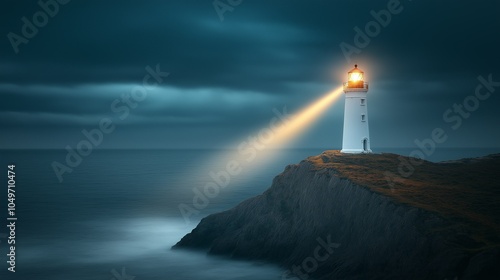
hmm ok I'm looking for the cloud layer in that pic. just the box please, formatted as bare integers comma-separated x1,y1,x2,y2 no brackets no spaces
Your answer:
1,0,499,148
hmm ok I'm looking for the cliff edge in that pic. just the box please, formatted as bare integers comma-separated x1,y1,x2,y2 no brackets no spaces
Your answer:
174,151,500,279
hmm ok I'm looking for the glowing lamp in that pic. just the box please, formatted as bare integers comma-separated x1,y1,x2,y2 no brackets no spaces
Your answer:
346,64,365,88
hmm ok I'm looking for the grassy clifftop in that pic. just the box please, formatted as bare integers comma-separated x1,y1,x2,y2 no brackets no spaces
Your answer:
308,151,500,248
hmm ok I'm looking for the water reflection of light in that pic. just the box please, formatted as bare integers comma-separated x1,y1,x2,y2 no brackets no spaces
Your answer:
20,218,283,280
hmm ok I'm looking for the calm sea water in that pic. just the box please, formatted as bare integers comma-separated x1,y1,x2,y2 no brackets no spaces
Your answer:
0,148,498,280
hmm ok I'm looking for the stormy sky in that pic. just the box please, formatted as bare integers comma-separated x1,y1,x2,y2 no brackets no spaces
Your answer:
1,0,499,149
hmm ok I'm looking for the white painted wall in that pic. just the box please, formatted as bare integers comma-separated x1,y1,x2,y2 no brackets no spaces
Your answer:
341,89,371,153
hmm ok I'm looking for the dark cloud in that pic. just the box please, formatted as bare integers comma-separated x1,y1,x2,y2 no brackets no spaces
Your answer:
1,0,499,149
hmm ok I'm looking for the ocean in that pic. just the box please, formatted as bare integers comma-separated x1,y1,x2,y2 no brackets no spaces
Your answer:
0,148,498,280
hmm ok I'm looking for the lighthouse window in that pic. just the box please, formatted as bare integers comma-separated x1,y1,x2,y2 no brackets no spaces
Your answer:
360,99,365,105
361,114,366,121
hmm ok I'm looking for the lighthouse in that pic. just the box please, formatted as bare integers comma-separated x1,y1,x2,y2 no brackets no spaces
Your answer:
341,65,372,153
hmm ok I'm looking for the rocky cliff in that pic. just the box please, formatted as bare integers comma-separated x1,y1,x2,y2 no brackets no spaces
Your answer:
173,151,500,279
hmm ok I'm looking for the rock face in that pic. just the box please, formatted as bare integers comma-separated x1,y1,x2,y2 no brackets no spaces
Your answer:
173,151,500,279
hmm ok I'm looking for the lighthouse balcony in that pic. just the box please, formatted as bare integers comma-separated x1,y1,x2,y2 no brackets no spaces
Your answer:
343,81,369,92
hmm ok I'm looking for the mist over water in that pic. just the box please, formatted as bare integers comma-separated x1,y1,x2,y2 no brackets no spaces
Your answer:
0,148,498,279
15,217,282,280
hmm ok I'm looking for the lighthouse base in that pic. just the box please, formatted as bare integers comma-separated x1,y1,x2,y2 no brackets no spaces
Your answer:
340,148,373,154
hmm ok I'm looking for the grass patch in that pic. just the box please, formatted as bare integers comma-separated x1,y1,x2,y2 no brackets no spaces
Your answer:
307,150,500,249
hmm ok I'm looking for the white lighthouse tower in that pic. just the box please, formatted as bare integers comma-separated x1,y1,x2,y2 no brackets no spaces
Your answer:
341,65,372,153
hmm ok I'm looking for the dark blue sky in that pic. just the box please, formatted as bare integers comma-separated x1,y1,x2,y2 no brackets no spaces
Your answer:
1,0,499,149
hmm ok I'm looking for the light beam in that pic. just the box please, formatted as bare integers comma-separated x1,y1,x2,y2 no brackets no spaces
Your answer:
266,86,344,150
207,85,345,176
174,86,345,221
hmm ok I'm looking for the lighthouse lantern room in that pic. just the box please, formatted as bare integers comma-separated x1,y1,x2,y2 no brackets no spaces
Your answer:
341,65,372,154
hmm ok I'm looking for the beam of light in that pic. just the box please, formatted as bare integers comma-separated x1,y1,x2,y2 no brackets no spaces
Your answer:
265,86,344,150
202,85,344,178
171,86,345,222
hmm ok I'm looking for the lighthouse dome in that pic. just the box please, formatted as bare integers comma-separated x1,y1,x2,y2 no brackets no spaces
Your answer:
348,64,364,82
345,64,367,90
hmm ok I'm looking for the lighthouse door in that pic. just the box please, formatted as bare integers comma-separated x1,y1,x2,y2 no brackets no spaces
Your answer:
363,139,368,152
